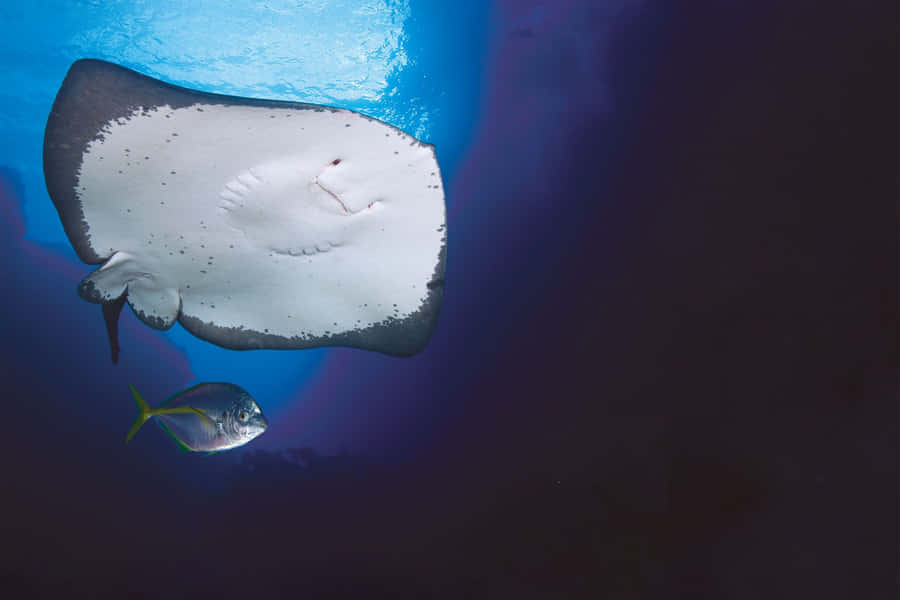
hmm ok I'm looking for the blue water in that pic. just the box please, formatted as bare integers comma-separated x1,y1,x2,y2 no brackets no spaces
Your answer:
1,3,889,594
0,0,491,423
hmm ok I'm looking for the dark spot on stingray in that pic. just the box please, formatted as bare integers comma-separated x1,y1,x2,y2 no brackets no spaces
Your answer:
200,270,207,274
126,209,131,213
144,156,149,160
229,244,234,248
170,170,176,174
200,244,205,248
270,115,276,119
161,183,166,186
172,133,177,136
165,139,170,143
264,329,269,332
332,158,341,165
345,124,350,128
179,250,184,254
186,284,191,288
196,107,204,112
118,170,122,174
207,261,212,265
394,151,399,154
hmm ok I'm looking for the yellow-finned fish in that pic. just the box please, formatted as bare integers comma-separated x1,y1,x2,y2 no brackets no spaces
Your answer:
127,383,268,452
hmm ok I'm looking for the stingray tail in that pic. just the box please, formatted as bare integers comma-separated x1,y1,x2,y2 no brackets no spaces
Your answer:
102,294,128,365
126,384,152,443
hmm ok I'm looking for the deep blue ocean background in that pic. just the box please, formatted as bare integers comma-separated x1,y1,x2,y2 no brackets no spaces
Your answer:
0,1,896,597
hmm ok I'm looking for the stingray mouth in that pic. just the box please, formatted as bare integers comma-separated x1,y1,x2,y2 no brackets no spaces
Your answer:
313,177,379,216
313,178,351,213
312,156,381,216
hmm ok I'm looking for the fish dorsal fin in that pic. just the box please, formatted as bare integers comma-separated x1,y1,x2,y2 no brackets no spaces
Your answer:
159,382,210,407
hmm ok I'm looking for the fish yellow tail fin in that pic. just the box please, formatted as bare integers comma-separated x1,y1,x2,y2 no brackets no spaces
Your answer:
126,384,152,443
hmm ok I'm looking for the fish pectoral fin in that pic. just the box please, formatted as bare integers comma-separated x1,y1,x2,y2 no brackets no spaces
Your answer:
151,406,218,450
189,407,219,429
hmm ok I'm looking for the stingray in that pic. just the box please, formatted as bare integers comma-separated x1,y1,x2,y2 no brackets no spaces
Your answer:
43,59,446,362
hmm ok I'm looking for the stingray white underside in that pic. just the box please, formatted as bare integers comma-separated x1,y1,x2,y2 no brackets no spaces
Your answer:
75,103,445,345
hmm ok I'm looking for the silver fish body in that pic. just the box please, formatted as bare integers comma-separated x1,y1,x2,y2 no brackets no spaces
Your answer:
127,383,268,452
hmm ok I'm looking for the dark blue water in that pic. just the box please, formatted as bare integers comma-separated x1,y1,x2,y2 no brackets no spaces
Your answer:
0,1,893,597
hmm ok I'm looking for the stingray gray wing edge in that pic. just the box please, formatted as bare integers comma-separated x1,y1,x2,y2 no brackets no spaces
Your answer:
44,60,192,263
41,58,388,265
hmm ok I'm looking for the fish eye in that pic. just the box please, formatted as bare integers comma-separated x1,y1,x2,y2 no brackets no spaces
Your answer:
238,410,248,421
